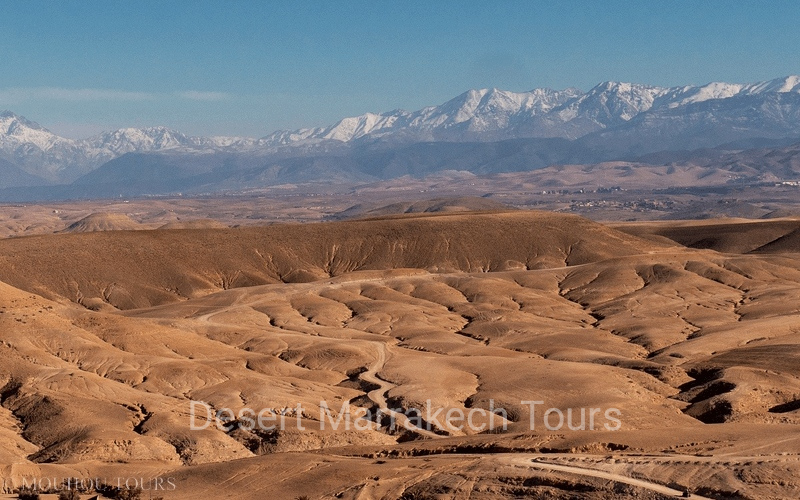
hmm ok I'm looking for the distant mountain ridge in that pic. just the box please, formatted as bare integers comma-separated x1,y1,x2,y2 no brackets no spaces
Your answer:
1,75,800,195
0,112,258,182
261,75,800,144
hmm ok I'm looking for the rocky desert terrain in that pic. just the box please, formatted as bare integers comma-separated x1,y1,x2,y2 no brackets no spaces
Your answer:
0,205,799,499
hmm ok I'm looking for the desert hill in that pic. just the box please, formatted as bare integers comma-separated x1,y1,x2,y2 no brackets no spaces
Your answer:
158,218,228,230
61,212,143,233
331,196,515,220
615,218,800,253
0,211,663,310
752,226,800,253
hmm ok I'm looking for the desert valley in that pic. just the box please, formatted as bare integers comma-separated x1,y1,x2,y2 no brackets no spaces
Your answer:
0,199,798,499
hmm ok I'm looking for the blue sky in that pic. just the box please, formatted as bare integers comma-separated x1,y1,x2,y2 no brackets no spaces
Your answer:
2,1,799,138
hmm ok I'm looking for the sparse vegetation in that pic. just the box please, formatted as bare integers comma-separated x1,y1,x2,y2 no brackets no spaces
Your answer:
116,486,143,500
57,488,80,500
16,487,40,500
96,484,144,500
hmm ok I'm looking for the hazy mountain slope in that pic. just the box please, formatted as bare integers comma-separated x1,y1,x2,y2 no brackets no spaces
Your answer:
0,156,49,187
66,138,800,200
578,92,800,156
70,152,238,194
62,138,597,197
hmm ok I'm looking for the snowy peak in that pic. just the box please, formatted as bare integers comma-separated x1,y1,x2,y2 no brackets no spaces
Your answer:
660,75,800,108
321,112,390,141
562,81,668,123
661,82,745,108
0,111,44,131
520,87,584,113
434,86,579,124
84,126,192,155
294,86,585,143
0,111,72,152
742,75,800,94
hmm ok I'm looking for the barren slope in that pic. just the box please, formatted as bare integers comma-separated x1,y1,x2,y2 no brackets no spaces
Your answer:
0,213,799,498
0,211,662,310
615,218,800,253
61,212,144,233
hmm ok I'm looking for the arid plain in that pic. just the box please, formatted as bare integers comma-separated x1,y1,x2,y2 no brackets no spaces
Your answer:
0,198,799,499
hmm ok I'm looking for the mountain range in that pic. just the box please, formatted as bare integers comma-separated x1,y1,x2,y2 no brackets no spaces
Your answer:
1,75,800,198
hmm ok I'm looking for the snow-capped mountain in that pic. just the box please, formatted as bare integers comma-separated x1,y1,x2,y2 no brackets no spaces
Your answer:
260,86,585,144
0,111,73,152
0,115,259,182
84,127,193,155
656,75,800,108
0,112,95,182
258,75,800,146
2,75,800,186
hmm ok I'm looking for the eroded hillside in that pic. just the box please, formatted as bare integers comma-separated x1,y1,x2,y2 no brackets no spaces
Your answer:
0,212,798,499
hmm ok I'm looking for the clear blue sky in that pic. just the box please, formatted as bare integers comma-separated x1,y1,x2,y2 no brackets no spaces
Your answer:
2,1,799,138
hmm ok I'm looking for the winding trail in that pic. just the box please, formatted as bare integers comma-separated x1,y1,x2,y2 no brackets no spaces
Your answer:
359,342,445,439
499,454,713,499
328,452,718,499
191,286,446,439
